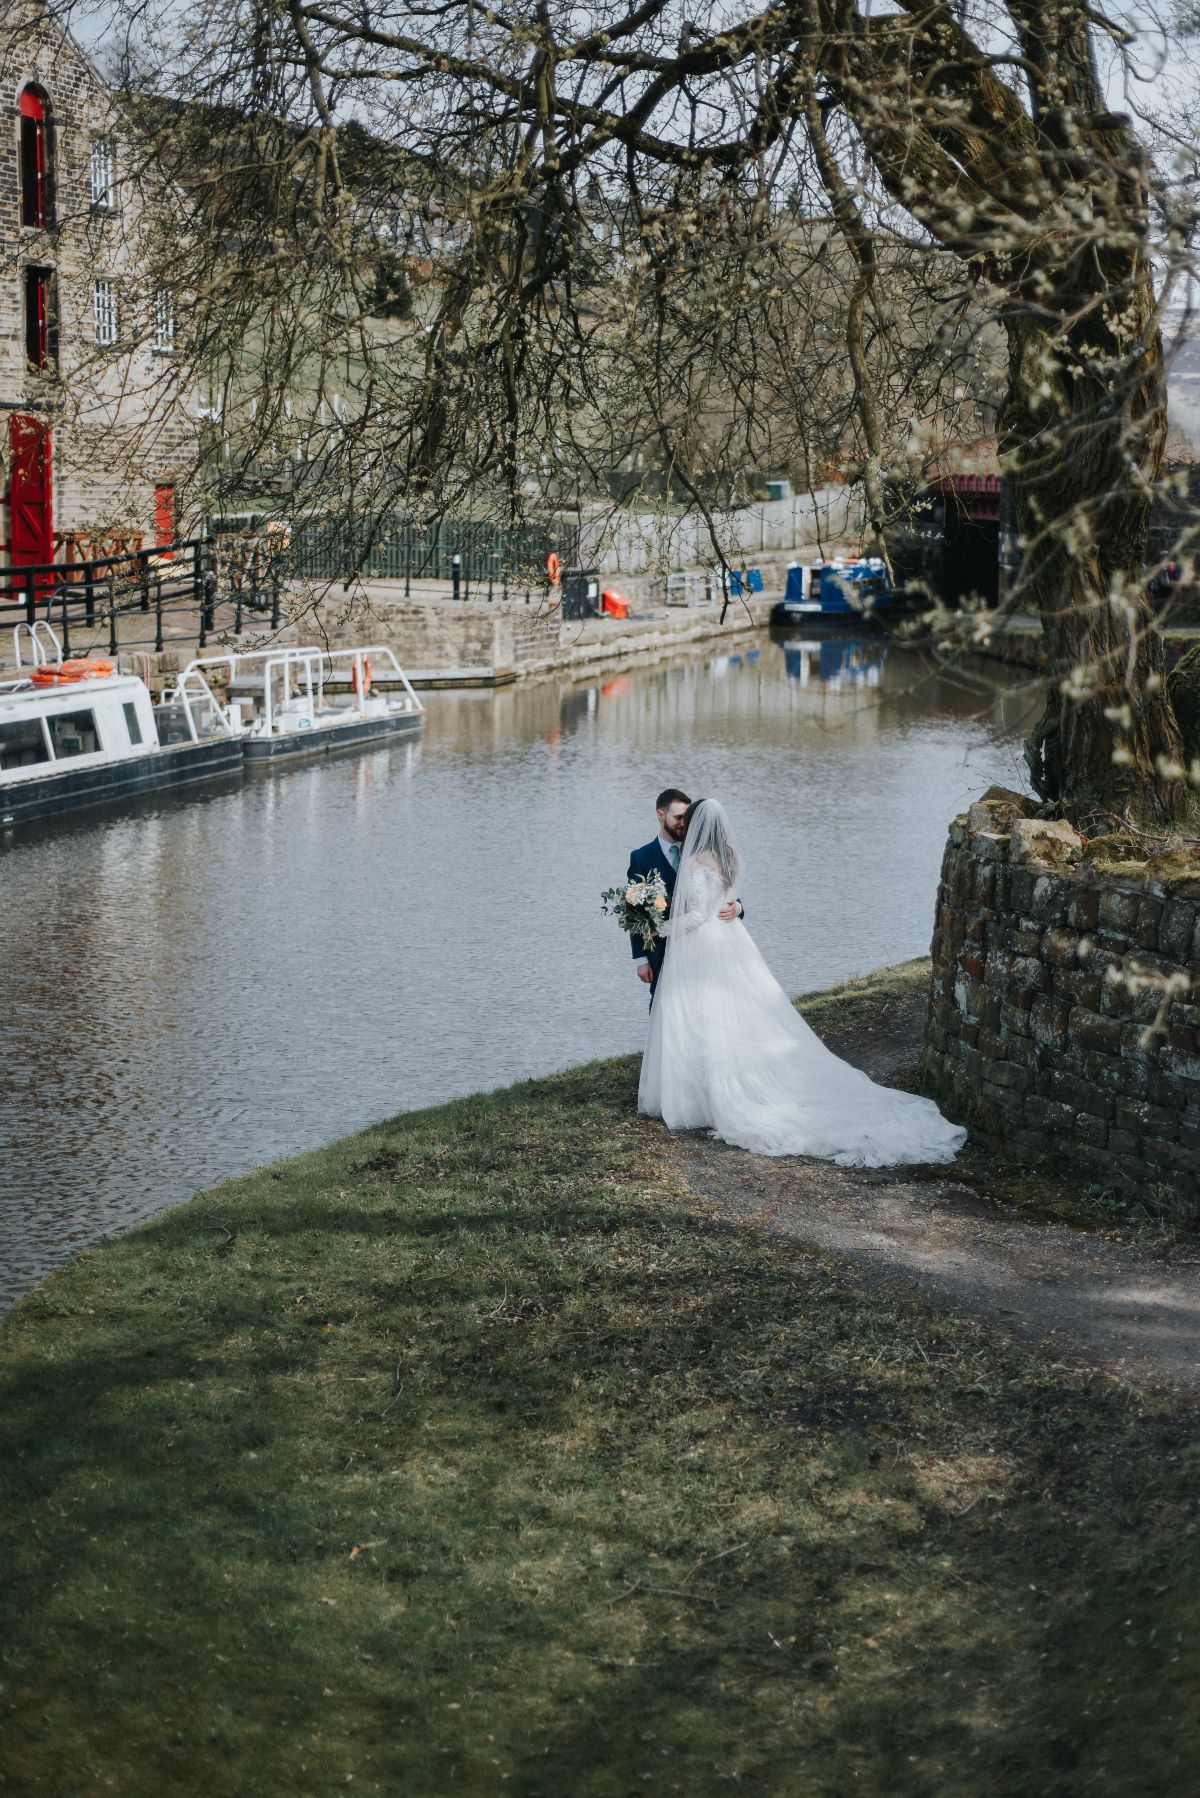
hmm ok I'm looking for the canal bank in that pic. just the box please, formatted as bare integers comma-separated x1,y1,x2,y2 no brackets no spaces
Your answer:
304,581,779,687
1,961,1194,1796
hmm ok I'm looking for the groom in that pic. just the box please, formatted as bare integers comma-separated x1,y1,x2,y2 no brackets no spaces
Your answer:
628,787,743,996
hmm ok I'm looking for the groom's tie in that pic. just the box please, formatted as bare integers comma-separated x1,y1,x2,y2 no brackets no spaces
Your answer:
668,842,680,870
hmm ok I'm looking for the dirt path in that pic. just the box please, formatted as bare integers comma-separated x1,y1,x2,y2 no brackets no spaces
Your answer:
669,992,1200,1390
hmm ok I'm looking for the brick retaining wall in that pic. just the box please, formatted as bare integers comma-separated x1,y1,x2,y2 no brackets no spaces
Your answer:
920,791,1200,1197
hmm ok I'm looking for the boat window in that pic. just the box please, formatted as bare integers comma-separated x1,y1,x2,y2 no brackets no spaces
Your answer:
122,701,144,746
0,718,51,770
46,709,100,759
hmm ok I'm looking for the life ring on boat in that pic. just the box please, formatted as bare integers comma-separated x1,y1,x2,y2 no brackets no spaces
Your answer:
545,552,562,585
30,656,116,686
351,656,373,695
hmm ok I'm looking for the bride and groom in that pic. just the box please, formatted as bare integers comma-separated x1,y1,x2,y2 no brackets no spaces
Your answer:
627,789,966,1167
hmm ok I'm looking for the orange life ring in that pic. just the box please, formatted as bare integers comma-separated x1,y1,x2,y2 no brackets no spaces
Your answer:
545,552,562,585
30,656,115,686
351,656,373,695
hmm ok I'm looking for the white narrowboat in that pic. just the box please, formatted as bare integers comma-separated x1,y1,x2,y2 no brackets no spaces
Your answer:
0,626,241,829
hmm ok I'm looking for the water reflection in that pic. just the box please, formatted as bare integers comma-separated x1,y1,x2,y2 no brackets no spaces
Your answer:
782,636,888,690
0,634,1037,1306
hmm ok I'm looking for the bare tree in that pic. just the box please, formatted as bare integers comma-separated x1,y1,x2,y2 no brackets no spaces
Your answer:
59,0,1200,826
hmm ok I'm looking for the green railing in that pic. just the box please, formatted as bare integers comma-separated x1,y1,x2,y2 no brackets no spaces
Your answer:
287,517,557,588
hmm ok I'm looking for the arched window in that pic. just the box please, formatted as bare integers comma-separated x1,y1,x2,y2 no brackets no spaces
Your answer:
19,86,53,229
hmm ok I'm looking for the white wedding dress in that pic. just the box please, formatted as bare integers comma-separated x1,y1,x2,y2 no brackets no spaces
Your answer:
638,807,967,1168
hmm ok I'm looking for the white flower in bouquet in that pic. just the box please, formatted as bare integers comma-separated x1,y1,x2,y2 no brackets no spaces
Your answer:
601,869,671,944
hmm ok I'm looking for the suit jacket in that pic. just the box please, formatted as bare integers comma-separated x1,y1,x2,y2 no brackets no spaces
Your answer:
627,837,678,984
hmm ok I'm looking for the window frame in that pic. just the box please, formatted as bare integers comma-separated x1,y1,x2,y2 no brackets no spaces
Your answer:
18,86,54,230
45,708,101,760
0,715,52,771
151,285,176,354
92,277,119,348
89,136,116,212
23,264,57,370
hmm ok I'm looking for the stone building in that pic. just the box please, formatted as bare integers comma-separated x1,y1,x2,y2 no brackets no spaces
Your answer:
0,1,195,571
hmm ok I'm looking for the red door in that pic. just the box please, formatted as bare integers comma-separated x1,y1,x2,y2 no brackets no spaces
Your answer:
9,414,54,573
154,483,175,557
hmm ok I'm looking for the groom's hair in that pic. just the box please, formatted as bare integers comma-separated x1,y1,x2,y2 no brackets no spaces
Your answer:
656,787,691,812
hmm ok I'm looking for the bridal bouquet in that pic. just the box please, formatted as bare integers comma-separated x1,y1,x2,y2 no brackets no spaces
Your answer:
601,869,670,945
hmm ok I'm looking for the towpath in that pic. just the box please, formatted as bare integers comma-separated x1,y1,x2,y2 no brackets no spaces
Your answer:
668,989,1200,1389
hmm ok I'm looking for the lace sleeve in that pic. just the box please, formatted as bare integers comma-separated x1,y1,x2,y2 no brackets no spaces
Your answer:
658,862,727,936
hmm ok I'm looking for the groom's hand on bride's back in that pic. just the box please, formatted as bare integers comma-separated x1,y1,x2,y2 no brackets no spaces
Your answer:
718,900,743,921
636,962,654,985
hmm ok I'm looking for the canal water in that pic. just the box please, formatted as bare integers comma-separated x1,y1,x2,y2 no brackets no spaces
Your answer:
0,634,1037,1306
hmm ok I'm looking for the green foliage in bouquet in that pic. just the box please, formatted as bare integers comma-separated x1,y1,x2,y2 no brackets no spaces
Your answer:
601,869,670,945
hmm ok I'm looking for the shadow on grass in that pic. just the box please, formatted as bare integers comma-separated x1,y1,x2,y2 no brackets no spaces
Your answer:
3,992,1199,1794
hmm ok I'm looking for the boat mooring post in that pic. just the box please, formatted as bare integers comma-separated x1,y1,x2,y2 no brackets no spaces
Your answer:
200,569,215,648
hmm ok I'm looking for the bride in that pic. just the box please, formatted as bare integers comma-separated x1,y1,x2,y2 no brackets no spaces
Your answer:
638,798,967,1167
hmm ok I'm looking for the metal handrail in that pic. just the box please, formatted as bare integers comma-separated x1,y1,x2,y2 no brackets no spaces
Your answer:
11,620,62,668
176,644,423,740
164,664,239,744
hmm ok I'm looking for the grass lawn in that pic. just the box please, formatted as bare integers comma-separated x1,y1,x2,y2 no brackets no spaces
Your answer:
2,965,1198,1796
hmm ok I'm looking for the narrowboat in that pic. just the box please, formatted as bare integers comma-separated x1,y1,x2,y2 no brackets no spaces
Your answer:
770,557,905,627
1,630,425,830
0,626,241,828
176,645,425,763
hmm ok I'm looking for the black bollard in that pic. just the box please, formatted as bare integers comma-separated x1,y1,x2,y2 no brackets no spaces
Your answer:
451,553,461,601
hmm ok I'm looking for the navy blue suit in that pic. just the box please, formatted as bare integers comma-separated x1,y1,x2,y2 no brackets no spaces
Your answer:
627,837,679,993
627,837,744,997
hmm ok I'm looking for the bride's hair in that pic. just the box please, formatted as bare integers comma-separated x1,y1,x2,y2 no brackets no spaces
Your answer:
681,798,740,887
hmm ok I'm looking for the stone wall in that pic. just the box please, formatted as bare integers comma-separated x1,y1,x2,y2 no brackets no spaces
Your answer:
920,789,1200,1197
309,591,562,674
305,587,774,680
0,3,198,550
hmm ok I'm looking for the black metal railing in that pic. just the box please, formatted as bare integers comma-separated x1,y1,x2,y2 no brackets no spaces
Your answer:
0,537,285,655
0,513,568,660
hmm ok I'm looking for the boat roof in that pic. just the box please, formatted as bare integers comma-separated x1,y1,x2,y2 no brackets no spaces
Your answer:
0,671,148,712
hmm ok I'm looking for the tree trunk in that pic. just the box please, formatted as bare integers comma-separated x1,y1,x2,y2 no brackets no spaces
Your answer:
998,141,1187,828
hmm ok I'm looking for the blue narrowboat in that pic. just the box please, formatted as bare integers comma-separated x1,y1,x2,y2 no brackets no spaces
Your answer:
770,557,904,627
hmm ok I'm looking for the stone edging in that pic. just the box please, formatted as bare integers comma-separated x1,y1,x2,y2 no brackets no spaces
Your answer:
920,791,1200,1196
